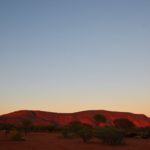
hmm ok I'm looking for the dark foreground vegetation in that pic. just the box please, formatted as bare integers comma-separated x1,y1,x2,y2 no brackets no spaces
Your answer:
0,114,150,146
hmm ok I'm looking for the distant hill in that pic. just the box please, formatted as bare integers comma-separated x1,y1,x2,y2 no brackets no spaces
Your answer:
0,110,150,127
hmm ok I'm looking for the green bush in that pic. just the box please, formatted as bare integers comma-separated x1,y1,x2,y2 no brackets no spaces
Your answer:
61,122,94,142
61,125,75,138
46,121,61,132
61,121,83,138
78,124,93,143
139,128,150,139
95,127,125,145
10,131,24,141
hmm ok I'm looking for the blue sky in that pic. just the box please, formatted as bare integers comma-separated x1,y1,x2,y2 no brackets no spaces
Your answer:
0,0,150,115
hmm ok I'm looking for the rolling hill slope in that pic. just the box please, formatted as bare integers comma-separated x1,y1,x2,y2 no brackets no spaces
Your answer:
0,110,150,127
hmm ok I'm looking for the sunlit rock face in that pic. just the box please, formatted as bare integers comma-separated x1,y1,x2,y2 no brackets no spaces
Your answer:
0,110,150,127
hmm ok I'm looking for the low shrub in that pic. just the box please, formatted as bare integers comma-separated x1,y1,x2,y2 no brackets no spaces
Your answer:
78,124,93,143
10,131,24,141
61,122,94,142
126,131,138,138
140,130,150,139
95,127,125,145
61,125,75,138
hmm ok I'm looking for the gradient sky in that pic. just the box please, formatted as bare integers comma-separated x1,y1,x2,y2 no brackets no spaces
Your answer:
0,0,150,116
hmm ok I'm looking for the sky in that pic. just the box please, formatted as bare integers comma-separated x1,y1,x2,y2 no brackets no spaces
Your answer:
0,0,150,116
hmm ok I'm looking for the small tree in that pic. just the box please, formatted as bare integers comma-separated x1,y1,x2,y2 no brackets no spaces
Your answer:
93,114,107,126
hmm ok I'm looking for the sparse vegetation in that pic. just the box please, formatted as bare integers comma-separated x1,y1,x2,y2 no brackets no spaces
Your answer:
0,123,14,135
61,121,93,143
113,118,135,130
9,131,24,141
137,127,150,139
61,125,75,138
47,121,60,132
78,124,93,143
61,121,83,138
21,119,32,135
95,127,125,145
1,115,150,147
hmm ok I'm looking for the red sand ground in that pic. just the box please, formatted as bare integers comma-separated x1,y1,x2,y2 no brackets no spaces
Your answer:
1,132,150,150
